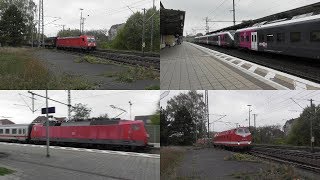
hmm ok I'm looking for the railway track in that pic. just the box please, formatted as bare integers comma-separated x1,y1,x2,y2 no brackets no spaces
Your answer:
195,43,320,83
249,145,320,173
47,48,160,71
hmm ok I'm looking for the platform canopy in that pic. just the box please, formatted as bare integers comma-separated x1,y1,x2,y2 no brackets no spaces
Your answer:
160,2,185,36
208,2,320,34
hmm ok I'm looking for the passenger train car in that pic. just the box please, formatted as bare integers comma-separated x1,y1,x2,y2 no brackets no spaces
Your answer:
195,31,235,47
213,127,252,150
195,14,320,59
0,120,149,150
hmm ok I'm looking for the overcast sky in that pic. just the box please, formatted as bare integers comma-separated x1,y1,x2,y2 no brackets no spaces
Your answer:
160,90,320,132
0,90,159,124
34,0,159,37
161,0,320,36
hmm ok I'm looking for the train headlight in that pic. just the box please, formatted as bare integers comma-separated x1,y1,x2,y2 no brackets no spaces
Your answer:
248,141,251,144
237,142,240,145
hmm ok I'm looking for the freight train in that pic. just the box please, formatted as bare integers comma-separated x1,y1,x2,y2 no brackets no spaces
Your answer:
195,14,320,59
0,119,149,150
213,127,252,150
43,35,96,51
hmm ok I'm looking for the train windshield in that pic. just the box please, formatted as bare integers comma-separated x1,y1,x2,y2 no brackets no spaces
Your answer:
87,37,96,43
237,128,250,134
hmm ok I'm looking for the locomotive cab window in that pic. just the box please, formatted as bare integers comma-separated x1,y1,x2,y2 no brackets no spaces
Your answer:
241,36,244,42
310,31,320,42
12,129,17,134
237,129,244,134
132,124,140,131
23,129,26,134
290,32,301,42
18,129,22,134
5,129,9,134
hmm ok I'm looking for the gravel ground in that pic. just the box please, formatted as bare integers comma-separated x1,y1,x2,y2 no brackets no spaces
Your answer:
176,147,266,179
33,49,159,90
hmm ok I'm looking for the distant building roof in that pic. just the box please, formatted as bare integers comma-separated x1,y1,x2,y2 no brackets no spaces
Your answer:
0,119,15,125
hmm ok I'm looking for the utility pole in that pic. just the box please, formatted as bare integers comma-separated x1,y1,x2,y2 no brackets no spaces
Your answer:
68,90,71,121
45,90,50,157
205,90,209,139
253,114,257,129
31,93,35,113
247,105,252,128
150,0,155,52
129,101,132,120
310,99,314,153
80,8,83,35
205,17,210,33
62,25,65,33
142,8,146,55
41,0,44,47
37,0,41,47
232,0,236,26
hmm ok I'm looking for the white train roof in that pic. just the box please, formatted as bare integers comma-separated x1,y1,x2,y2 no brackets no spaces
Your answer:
0,124,29,128
236,14,320,32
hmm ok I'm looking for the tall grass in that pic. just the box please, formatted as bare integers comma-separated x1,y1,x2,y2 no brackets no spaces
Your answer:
0,48,93,89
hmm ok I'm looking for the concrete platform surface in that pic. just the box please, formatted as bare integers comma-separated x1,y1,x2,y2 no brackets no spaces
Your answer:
161,42,320,90
0,142,159,180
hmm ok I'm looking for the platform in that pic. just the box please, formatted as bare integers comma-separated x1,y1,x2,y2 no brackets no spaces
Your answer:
160,42,320,90
0,142,159,180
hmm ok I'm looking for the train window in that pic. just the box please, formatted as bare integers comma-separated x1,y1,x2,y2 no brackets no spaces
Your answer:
246,36,249,42
277,33,285,42
310,31,320,42
23,129,26,134
290,32,301,42
0,129,3,134
259,34,265,42
241,36,244,42
267,34,274,42
18,129,22,134
12,129,17,134
5,129,9,134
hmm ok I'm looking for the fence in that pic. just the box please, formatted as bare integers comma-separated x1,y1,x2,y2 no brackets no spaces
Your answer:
145,125,160,143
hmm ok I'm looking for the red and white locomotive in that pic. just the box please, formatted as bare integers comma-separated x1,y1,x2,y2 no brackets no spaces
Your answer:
213,127,252,150
0,119,149,150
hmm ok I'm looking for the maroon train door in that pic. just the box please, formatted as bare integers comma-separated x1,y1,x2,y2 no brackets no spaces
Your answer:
251,32,258,51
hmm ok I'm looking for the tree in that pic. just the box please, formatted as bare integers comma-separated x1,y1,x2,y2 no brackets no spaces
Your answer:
160,108,169,146
0,0,37,44
111,7,160,52
253,125,285,144
166,91,206,140
169,106,195,145
71,103,92,121
151,101,160,125
287,104,320,146
97,113,109,119
0,5,27,46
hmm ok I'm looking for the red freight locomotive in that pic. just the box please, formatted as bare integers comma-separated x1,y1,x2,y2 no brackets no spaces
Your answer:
213,127,252,150
56,35,96,51
0,119,149,150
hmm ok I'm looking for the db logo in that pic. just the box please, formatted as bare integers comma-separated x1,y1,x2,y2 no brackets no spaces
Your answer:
259,42,267,47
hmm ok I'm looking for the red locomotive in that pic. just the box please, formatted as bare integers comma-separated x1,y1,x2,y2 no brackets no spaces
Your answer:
0,119,149,150
213,127,252,150
56,35,96,51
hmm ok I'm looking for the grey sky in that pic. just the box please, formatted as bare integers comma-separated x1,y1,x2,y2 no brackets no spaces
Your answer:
161,0,320,36
160,90,320,132
0,90,159,124
35,0,159,37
